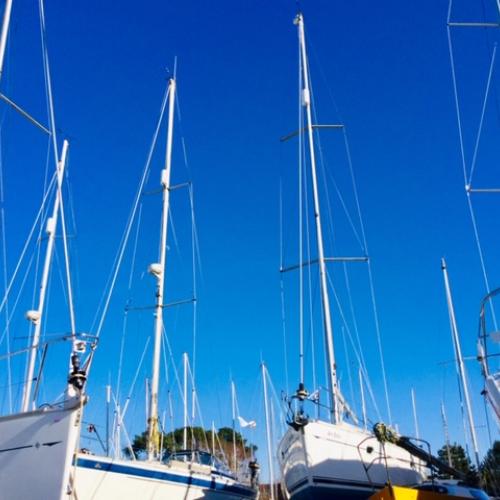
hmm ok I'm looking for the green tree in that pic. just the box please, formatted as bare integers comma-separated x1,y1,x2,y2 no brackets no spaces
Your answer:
437,443,480,486
124,425,256,467
480,441,500,496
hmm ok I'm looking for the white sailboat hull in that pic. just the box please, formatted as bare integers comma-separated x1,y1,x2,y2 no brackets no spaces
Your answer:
0,400,84,500
278,420,425,500
73,453,257,499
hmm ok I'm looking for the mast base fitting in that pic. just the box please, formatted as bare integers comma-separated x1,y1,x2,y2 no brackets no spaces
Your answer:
296,383,308,401
288,412,308,431
68,371,87,391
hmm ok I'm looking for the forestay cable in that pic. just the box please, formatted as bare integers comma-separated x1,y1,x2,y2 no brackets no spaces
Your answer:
307,41,392,422
447,0,469,187
90,84,170,343
448,0,498,329
468,44,497,187
279,181,290,395
39,0,77,340
327,272,381,420
0,174,56,319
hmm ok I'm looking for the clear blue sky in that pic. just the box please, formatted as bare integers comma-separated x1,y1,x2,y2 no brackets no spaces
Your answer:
1,0,499,479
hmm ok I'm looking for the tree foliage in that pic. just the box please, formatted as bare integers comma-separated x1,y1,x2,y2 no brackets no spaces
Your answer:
125,425,256,466
480,440,500,496
437,443,480,486
435,441,500,495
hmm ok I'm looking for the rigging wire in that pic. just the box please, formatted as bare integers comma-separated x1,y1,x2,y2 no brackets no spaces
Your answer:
341,127,393,424
0,49,13,410
90,83,170,344
116,204,143,404
24,0,76,407
266,366,289,435
448,1,498,330
0,248,37,349
447,1,469,186
326,271,381,420
339,326,354,401
0,172,56,320
161,322,170,388
188,183,198,422
343,261,368,384
0,164,55,410
305,26,393,423
118,335,151,423
466,192,498,330
32,257,53,405
301,146,318,415
279,181,290,396
160,326,203,443
187,358,210,451
0,122,10,412
308,74,353,412
468,43,497,187
307,36,364,249
174,91,203,282
38,0,59,164
39,0,77,341
56,153,76,335
166,206,181,266
342,268,357,405
23,133,52,395
111,390,136,459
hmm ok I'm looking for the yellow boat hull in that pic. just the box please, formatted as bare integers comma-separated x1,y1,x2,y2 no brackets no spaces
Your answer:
369,485,465,500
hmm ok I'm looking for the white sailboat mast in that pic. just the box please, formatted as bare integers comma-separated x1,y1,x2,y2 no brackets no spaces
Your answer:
0,0,12,82
183,352,188,450
296,13,339,424
21,139,69,412
147,77,176,461
262,363,275,500
441,402,453,468
359,368,367,430
411,388,420,440
211,420,216,456
231,380,237,471
441,258,480,469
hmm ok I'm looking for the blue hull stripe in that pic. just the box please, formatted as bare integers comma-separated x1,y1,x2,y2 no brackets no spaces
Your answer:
76,457,255,498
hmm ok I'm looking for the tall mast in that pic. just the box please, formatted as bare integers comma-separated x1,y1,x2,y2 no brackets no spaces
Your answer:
411,388,420,440
441,258,480,469
211,420,216,456
262,363,275,500
359,368,367,430
147,77,176,461
115,403,122,459
231,380,237,471
183,352,188,450
295,13,339,423
106,384,111,456
0,0,12,82
441,402,453,468
22,139,69,412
